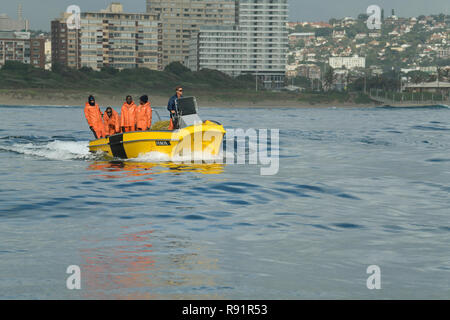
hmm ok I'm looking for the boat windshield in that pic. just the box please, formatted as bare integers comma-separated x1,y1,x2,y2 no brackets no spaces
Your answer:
177,97,198,116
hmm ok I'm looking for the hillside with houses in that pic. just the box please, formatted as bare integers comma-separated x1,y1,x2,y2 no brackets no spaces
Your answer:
286,11,450,101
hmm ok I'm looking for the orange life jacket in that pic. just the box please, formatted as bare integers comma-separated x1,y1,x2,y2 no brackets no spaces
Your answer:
136,102,152,131
103,108,120,136
84,102,104,138
120,102,137,129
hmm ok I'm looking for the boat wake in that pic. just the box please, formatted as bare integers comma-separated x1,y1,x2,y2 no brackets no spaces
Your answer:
0,138,95,161
0,136,225,163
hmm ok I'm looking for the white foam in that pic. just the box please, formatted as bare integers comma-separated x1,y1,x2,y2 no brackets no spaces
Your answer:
131,151,171,162
130,150,223,163
1,140,93,160
2,140,225,163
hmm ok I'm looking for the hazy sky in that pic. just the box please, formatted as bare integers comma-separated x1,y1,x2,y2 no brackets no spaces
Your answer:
1,0,449,31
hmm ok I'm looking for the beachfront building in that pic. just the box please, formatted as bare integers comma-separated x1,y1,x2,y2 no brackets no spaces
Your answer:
329,56,366,70
80,3,162,70
146,0,236,68
188,0,289,89
51,12,81,69
51,3,162,71
0,31,45,68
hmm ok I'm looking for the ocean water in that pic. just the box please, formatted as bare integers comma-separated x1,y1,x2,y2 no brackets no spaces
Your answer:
0,104,449,299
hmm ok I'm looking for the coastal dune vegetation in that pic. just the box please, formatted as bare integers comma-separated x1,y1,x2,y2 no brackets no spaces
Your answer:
0,61,374,106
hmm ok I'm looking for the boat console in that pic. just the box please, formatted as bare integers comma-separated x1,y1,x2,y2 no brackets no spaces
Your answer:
177,97,203,128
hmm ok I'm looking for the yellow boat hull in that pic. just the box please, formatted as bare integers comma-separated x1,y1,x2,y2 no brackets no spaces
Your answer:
88,121,225,160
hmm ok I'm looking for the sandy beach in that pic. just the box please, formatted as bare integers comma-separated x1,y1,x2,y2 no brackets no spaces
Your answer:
0,89,378,108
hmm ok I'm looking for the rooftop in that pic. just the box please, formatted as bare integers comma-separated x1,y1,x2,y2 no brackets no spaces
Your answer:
405,81,450,88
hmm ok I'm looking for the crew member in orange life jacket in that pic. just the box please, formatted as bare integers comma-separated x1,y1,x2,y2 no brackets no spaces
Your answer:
103,107,120,136
120,95,137,133
136,95,152,131
84,95,104,139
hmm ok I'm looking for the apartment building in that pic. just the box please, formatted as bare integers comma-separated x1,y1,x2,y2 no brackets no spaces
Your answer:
51,13,80,69
188,0,289,89
0,31,45,68
51,3,162,71
146,0,236,67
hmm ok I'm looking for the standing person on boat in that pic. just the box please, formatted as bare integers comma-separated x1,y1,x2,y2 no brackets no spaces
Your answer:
120,95,137,133
103,107,120,136
167,86,183,130
136,95,152,131
84,95,105,139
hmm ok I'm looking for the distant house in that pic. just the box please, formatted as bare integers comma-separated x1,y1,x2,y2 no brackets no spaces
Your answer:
419,66,438,74
389,30,400,37
370,66,383,75
391,47,405,52
286,21,332,29
342,17,356,27
297,64,321,80
329,56,366,69
438,48,450,58
289,32,315,45
430,33,445,41
355,33,367,40
286,63,298,76
307,22,332,29
404,81,450,95
368,32,381,38
333,30,346,39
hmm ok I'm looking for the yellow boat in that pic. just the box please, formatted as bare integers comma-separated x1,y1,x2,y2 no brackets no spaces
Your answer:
88,97,226,160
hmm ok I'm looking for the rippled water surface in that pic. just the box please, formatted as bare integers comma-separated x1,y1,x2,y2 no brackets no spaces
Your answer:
0,104,449,299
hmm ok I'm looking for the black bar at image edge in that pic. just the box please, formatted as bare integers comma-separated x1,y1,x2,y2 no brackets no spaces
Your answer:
0,300,448,317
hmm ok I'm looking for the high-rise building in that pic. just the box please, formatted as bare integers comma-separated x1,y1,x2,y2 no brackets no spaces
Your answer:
0,4,29,32
0,31,45,68
146,0,236,67
51,3,162,71
80,3,162,70
51,13,80,69
188,0,289,89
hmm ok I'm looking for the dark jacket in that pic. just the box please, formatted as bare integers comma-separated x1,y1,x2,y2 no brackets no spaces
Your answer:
167,94,182,114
